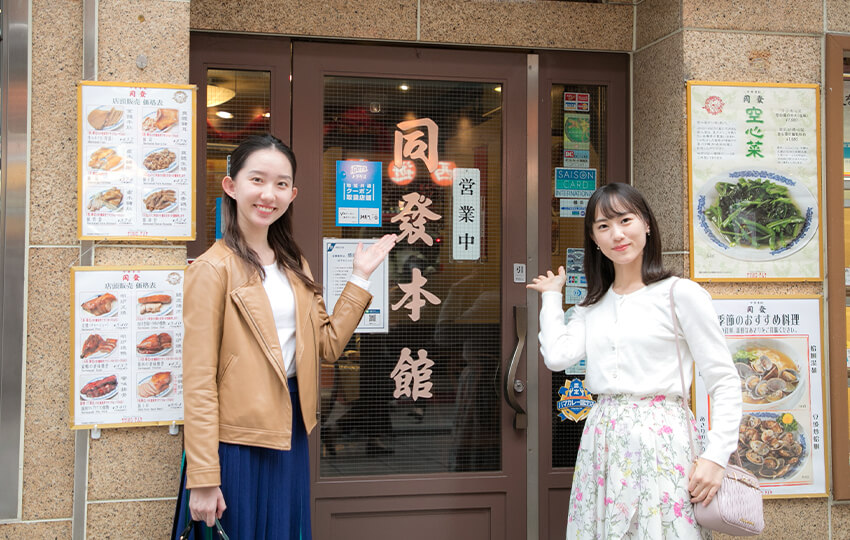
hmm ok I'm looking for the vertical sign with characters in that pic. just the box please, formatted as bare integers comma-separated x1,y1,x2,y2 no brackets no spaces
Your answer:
452,168,481,261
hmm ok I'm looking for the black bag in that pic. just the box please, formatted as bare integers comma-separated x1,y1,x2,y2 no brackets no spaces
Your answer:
172,450,230,540
178,519,229,540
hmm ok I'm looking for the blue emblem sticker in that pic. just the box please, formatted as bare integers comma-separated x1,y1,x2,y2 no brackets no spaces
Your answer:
557,378,595,422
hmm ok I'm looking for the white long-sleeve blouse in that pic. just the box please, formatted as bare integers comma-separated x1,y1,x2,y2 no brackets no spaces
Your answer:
539,276,742,467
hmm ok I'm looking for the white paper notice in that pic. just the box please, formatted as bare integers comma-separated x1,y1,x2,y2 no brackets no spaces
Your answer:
71,267,185,429
452,168,481,261
323,238,389,333
78,82,195,240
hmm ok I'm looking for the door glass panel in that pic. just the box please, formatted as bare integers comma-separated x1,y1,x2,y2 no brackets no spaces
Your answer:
549,84,608,468
203,69,270,250
319,76,502,477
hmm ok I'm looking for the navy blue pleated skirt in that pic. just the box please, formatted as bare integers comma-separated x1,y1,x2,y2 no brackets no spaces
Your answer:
173,378,311,540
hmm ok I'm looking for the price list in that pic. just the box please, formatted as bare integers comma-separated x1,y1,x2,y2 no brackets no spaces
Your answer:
78,82,195,239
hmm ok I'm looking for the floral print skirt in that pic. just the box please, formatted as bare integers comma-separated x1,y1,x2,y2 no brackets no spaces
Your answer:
566,394,710,540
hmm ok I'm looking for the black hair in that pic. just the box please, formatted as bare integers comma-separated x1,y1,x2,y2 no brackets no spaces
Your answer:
222,133,321,293
580,183,672,306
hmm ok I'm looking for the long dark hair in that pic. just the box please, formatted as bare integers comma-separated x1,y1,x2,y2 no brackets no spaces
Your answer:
222,133,321,293
580,183,672,306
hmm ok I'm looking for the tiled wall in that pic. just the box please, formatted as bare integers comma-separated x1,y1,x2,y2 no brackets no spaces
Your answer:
1,0,189,538
190,0,634,51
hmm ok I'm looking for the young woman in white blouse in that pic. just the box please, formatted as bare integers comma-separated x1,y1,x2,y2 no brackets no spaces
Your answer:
173,134,396,539
528,183,742,539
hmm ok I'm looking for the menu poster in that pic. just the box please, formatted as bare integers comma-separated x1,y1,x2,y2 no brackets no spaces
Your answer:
78,81,196,240
693,296,827,498
70,267,185,429
687,81,821,281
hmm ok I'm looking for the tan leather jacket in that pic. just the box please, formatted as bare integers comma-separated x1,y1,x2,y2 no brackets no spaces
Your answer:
182,241,372,488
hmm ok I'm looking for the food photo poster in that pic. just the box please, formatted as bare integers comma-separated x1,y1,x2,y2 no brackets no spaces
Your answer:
77,81,196,240
687,81,821,280
70,267,185,429
693,296,828,498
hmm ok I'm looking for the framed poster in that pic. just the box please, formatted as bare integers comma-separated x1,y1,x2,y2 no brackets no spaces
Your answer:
78,81,196,240
687,81,821,280
694,296,828,498
70,266,185,429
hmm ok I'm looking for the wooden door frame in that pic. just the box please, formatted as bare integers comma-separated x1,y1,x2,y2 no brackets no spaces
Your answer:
291,41,528,540
825,33,850,501
534,49,631,539
187,32,291,258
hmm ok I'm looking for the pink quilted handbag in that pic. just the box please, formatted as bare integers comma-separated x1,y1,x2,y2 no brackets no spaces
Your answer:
692,458,764,535
670,280,765,536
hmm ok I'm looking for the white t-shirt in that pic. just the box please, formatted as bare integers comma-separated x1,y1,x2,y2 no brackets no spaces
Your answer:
262,263,298,377
538,276,742,466
262,264,372,378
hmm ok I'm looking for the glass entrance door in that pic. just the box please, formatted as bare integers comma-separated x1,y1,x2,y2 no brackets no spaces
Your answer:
293,43,528,540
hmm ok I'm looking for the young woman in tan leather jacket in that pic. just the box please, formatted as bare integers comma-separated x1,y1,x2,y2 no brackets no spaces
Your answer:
173,134,396,539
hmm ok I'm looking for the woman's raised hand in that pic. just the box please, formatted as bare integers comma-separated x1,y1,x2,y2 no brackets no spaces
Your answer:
526,266,567,293
352,234,398,280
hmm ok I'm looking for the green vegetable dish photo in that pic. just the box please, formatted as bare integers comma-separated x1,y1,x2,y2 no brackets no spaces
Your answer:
704,177,805,251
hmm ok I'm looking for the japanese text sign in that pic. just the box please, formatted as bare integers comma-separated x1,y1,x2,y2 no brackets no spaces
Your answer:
70,266,186,429
335,160,382,227
687,81,821,280
77,81,196,240
694,296,827,498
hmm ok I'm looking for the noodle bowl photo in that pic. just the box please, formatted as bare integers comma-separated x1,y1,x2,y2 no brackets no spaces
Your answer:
729,338,805,410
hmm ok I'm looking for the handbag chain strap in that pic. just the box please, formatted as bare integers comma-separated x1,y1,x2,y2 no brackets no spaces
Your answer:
668,278,700,462
670,278,743,469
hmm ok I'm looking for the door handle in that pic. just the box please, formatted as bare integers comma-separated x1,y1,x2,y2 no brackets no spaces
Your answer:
504,305,528,429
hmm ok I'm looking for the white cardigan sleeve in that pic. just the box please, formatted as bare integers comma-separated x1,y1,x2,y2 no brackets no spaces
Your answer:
674,279,743,467
538,291,587,372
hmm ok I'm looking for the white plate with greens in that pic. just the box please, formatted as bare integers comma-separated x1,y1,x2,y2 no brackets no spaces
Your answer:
695,170,818,261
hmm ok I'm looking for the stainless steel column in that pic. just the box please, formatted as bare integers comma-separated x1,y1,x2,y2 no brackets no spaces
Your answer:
0,0,31,522
525,53,540,540
72,1,98,538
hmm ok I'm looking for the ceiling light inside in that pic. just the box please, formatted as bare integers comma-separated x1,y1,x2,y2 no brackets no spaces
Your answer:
207,84,236,108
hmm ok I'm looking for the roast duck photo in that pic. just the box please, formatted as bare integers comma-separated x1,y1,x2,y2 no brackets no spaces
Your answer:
80,374,117,399
141,108,178,132
80,334,117,358
81,293,117,316
138,293,172,314
138,371,172,398
136,332,172,355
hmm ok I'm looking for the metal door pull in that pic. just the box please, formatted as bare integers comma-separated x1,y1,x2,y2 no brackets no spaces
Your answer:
504,305,527,429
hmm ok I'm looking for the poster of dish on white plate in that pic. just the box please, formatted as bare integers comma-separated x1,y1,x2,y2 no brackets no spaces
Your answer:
70,266,186,429
77,81,196,240
687,81,821,281
693,296,827,498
